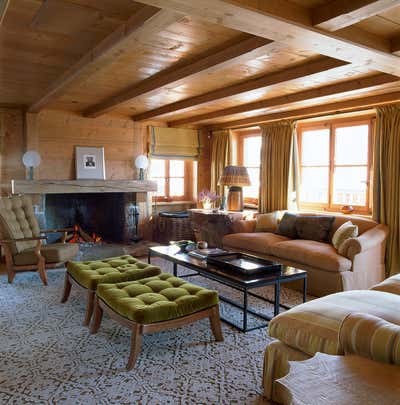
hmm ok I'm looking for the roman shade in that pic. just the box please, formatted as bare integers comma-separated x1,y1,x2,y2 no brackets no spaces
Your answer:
149,126,201,160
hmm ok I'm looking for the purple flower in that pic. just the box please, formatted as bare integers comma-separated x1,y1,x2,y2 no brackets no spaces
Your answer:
198,189,219,202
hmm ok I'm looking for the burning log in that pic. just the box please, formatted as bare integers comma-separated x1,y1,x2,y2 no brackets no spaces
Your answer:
68,224,103,243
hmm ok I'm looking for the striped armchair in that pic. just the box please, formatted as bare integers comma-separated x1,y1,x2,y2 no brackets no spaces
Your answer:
339,312,400,365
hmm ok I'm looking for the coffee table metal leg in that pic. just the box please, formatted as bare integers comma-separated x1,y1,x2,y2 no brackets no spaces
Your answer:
147,250,151,264
303,277,307,303
243,289,248,332
274,281,281,317
173,263,178,277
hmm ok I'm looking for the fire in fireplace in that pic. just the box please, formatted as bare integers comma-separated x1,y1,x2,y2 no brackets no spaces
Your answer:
67,224,103,244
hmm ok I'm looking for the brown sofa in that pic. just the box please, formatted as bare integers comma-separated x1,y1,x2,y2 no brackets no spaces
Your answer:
223,212,388,297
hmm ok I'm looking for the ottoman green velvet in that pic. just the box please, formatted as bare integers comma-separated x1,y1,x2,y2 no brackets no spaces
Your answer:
91,272,223,370
66,255,161,289
97,272,219,324
61,255,161,326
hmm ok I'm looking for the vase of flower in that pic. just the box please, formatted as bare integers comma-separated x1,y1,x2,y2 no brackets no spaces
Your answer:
198,189,219,210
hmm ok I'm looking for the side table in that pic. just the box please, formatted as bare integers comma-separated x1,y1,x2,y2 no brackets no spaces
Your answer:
188,208,253,248
276,352,400,405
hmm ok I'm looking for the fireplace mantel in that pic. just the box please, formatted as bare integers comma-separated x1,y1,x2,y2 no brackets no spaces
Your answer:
11,179,157,194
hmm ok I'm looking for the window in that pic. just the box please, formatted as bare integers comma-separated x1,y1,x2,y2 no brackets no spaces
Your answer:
298,118,373,214
150,159,194,201
238,130,262,205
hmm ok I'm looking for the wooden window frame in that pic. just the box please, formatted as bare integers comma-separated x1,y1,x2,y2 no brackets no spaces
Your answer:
151,159,194,202
237,129,262,206
297,116,374,215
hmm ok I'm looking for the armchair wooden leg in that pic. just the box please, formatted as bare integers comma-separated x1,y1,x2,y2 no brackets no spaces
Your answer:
6,265,16,284
61,273,72,303
127,323,143,371
90,298,103,334
209,305,224,342
37,257,48,286
83,290,95,326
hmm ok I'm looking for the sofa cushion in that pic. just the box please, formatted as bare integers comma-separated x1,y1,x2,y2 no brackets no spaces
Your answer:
371,273,400,296
255,212,280,232
271,239,352,272
332,220,359,250
13,242,79,266
97,272,219,324
268,290,400,357
67,255,161,290
223,232,290,255
275,212,298,239
295,215,335,243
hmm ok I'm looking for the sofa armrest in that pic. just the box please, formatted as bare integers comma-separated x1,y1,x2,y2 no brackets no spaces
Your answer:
340,224,388,260
339,312,400,364
229,219,256,234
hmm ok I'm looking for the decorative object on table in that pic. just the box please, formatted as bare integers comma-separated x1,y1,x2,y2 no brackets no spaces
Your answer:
22,150,41,180
197,240,208,249
218,166,251,211
75,146,105,179
188,247,228,260
198,189,219,210
135,154,149,180
206,253,282,275
341,205,354,214
219,195,227,210
170,240,195,253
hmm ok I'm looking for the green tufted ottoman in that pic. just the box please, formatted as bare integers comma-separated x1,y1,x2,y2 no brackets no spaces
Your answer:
61,255,161,326
90,272,223,370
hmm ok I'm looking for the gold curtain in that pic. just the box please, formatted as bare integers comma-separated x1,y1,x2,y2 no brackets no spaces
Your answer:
210,130,232,197
259,120,297,213
373,104,400,276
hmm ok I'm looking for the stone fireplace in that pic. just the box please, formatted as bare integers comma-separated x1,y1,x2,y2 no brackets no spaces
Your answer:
11,179,157,243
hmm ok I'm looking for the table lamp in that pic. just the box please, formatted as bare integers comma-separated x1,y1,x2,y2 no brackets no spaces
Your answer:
135,155,149,180
22,150,41,180
218,166,251,211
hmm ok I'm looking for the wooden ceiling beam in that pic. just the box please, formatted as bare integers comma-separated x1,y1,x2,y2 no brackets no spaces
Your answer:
312,0,400,31
0,0,9,25
134,0,400,76
392,36,400,55
132,57,348,121
84,35,274,118
209,91,400,129
169,73,399,126
28,5,183,113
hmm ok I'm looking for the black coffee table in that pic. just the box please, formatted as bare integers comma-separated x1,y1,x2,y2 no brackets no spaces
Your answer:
148,246,307,332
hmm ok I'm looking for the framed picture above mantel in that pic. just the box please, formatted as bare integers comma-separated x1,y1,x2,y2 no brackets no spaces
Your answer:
75,146,105,180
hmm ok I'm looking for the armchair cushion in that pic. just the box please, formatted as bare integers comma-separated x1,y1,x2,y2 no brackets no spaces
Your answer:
13,243,79,266
0,195,40,254
371,273,400,296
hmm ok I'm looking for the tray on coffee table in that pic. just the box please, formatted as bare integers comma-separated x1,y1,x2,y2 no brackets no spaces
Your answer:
206,253,282,275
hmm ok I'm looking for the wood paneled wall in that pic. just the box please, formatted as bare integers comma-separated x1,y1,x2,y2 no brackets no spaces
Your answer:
0,108,25,195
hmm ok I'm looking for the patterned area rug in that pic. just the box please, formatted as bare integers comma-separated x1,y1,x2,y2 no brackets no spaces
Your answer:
0,249,309,404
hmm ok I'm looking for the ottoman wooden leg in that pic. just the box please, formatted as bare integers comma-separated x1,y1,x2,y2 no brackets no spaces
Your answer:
83,290,95,326
127,323,143,371
61,273,72,303
209,305,224,342
90,298,103,334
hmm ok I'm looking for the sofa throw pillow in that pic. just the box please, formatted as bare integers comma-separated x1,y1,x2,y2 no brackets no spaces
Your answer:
295,216,335,243
255,212,279,232
275,212,298,239
332,221,359,250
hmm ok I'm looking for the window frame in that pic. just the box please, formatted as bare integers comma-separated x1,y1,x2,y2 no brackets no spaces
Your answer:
237,129,262,206
297,116,374,215
150,159,194,202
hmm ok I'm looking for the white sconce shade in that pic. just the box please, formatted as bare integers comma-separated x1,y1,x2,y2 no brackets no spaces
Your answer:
22,150,41,168
135,154,149,169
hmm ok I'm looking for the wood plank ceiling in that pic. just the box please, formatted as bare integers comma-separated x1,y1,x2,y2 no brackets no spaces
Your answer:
1,0,400,129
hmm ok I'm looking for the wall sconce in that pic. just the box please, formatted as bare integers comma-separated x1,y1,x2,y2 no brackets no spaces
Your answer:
22,150,41,180
135,155,149,180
